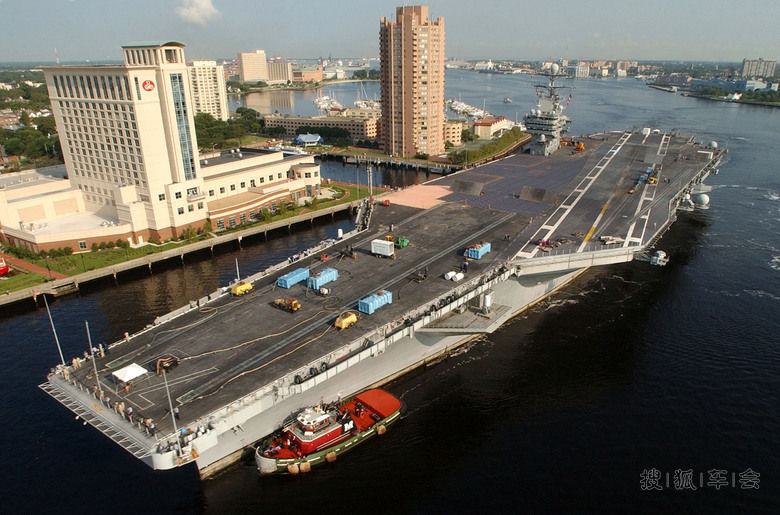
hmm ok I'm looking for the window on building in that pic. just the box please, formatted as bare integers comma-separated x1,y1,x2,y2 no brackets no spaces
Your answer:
240,182,246,188
177,207,184,215
78,241,87,250
217,219,225,230
209,189,214,196
250,180,255,187
229,217,236,228
188,204,194,212
158,193,165,201
175,192,182,199
230,184,236,191
219,186,225,193
240,213,247,224
197,202,203,209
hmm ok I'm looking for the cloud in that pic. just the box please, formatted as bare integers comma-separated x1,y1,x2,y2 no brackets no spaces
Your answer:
176,0,221,25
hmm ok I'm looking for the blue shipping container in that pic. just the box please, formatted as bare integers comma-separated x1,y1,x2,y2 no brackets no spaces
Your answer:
307,267,339,289
466,241,491,260
277,268,310,288
358,290,393,314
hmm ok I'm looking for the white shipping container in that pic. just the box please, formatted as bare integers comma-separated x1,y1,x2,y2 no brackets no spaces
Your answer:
371,239,395,257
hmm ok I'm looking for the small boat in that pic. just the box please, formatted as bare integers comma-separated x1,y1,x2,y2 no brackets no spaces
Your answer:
255,388,402,474
0,258,9,276
504,97,512,103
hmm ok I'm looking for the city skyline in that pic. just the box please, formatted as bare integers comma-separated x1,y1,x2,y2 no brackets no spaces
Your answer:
0,0,778,64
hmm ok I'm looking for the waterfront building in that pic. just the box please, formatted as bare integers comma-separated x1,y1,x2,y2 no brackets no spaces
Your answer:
472,117,513,140
567,64,590,79
265,111,379,142
189,60,229,121
267,61,293,85
741,58,776,79
379,5,446,158
0,41,320,252
292,67,323,83
238,50,269,83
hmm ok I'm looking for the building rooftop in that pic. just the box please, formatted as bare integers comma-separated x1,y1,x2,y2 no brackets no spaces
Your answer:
18,210,120,236
0,168,67,191
121,41,185,49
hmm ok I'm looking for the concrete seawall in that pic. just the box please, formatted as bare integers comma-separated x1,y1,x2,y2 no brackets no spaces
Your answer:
1,203,355,309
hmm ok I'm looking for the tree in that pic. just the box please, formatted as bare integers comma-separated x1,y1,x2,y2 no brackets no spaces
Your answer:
34,116,57,136
226,80,248,92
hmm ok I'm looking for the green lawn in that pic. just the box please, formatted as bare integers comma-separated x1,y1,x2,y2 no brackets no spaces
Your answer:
29,239,203,277
0,270,49,293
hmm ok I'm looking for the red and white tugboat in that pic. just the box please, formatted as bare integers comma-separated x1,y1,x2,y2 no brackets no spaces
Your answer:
255,388,402,474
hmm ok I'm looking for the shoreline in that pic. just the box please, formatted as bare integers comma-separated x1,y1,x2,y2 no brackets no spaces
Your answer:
681,92,780,108
228,78,379,95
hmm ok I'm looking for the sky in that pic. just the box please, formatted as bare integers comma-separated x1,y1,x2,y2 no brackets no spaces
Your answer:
0,0,778,64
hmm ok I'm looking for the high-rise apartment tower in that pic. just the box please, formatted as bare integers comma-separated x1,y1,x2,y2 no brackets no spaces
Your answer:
379,6,445,158
189,60,229,121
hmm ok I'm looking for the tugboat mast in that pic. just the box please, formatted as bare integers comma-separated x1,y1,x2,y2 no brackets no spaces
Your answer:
524,63,572,156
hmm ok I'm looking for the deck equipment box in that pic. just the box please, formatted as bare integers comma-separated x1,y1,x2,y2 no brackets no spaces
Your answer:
277,268,310,288
466,242,491,259
358,290,393,314
307,268,339,289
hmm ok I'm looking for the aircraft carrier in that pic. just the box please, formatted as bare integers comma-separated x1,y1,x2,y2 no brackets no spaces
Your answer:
39,128,724,478
39,72,726,477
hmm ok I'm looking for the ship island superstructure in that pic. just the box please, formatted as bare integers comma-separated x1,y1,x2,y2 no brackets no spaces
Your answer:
524,63,571,156
40,124,725,478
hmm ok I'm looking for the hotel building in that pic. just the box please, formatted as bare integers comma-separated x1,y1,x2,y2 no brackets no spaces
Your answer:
0,41,320,252
379,6,446,158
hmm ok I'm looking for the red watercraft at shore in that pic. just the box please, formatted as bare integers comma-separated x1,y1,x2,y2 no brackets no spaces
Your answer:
0,258,9,276
255,388,402,474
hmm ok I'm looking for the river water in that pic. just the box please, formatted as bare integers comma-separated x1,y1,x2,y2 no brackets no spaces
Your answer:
1,70,778,513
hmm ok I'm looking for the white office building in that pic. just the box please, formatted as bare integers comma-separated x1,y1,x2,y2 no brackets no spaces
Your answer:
237,50,269,83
